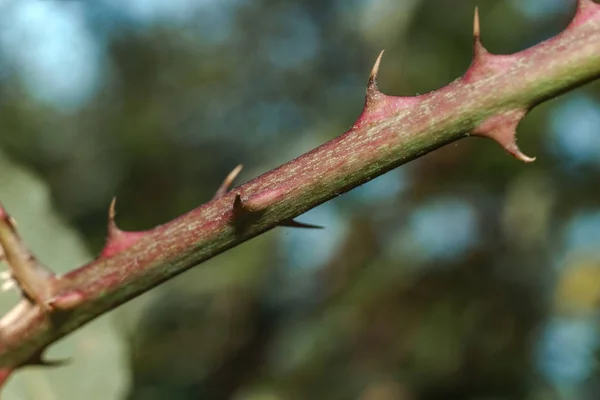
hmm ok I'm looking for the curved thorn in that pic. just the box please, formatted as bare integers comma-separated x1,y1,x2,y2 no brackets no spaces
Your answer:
101,198,148,258
214,164,243,200
505,141,536,163
472,109,535,163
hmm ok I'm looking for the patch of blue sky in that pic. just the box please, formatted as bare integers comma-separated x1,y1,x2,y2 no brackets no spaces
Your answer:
253,100,304,140
562,210,600,261
389,197,479,264
548,95,600,170
265,5,320,70
100,0,241,45
101,0,240,24
536,317,599,388
510,0,570,19
280,202,346,272
0,1,101,111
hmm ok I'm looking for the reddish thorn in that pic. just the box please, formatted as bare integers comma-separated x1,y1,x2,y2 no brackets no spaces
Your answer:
231,188,286,225
472,109,535,163
101,198,147,258
279,219,324,229
214,164,243,200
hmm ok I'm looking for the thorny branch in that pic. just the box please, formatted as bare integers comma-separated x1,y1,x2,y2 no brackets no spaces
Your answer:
1,0,600,389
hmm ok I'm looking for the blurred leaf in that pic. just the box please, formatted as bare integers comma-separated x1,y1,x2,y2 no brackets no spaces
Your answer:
0,150,129,400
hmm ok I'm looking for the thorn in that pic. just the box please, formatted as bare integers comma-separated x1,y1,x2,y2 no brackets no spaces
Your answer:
230,188,286,226
472,7,487,59
213,164,243,200
101,198,148,258
233,188,284,215
232,193,244,214
279,219,324,229
473,7,480,38
472,109,536,163
35,357,70,367
367,50,385,93
0,204,55,308
24,350,70,368
109,197,117,225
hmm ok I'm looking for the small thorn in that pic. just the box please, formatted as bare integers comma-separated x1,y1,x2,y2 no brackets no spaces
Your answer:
230,188,285,226
109,197,117,224
472,7,487,59
473,7,480,38
101,198,148,258
24,350,70,368
214,164,243,200
36,357,70,367
368,50,385,93
279,219,324,229
233,193,244,213
107,196,120,235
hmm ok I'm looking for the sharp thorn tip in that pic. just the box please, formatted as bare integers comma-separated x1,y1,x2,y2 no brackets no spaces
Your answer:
368,50,385,87
280,219,325,229
473,7,480,38
109,197,117,221
214,164,244,199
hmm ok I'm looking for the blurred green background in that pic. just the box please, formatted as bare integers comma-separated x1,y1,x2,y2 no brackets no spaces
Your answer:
1,0,600,399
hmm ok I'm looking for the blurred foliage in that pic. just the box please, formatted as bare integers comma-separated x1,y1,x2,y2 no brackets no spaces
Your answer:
1,0,600,399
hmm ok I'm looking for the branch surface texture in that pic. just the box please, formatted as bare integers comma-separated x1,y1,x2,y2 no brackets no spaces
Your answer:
1,0,600,387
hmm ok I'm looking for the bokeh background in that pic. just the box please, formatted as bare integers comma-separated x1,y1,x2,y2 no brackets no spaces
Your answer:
0,0,599,399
